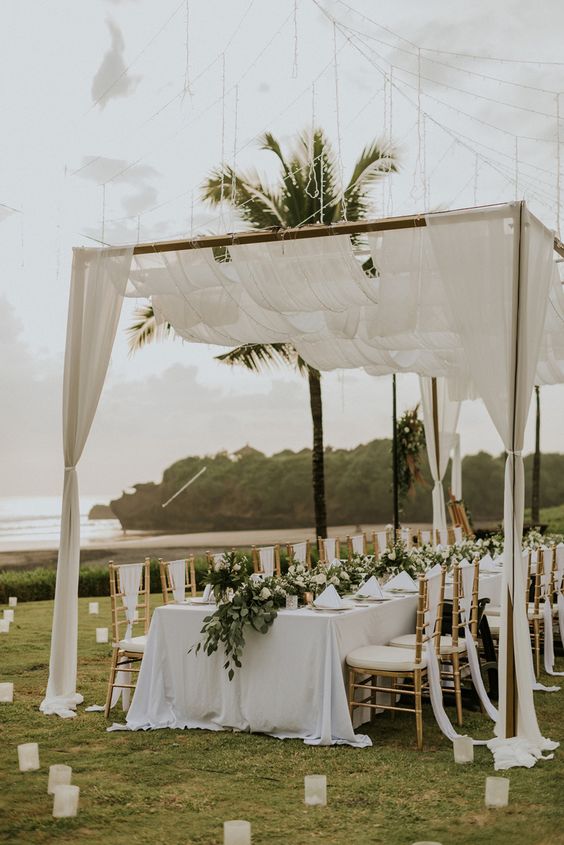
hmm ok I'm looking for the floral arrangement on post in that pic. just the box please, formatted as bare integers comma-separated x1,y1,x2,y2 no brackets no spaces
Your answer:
193,576,286,680
396,405,427,504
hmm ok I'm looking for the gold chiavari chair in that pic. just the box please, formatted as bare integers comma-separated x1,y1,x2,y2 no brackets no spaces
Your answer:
317,536,341,565
160,557,197,604
251,544,281,577
397,526,412,547
346,567,445,750
347,532,367,559
104,559,151,718
418,529,433,546
206,550,227,569
286,540,311,569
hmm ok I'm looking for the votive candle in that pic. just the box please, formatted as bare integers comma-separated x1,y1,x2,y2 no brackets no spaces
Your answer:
88,602,99,615
18,742,40,772
48,764,72,794
304,774,327,806
52,784,80,818
453,735,474,764
304,591,314,606
0,682,14,702
485,776,510,808
0,620,9,633
223,819,251,844
95,627,108,643
4,609,14,623
285,594,298,610
8,597,17,607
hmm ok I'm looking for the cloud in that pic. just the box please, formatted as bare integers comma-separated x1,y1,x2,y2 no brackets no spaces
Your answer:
91,19,140,109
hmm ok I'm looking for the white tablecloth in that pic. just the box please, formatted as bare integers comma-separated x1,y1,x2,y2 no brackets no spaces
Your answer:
124,597,417,747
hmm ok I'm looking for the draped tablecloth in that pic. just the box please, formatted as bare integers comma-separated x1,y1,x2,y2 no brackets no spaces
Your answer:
124,597,417,748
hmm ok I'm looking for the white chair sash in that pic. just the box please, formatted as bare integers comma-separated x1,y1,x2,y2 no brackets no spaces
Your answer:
259,547,275,577
351,534,365,555
459,560,498,720
438,529,449,547
453,526,463,544
420,530,432,545
376,531,388,553
292,542,308,565
168,559,186,604
322,538,337,562
112,563,143,711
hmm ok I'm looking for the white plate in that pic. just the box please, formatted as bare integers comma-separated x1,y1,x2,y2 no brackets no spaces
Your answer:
354,595,391,602
186,597,214,605
310,600,356,612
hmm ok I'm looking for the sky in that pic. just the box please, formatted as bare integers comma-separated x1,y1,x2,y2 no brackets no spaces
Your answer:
2,0,564,499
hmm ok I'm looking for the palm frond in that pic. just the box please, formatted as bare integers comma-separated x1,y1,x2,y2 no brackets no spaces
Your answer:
127,304,172,355
202,166,285,229
216,343,296,373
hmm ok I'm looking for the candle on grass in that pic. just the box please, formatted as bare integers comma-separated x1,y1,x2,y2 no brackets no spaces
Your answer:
88,602,99,615
485,776,509,808
453,735,474,764
48,764,72,794
3,609,14,623
223,819,251,844
304,775,327,806
95,627,108,643
18,743,40,772
52,784,80,818
8,597,17,607
0,620,9,634
0,682,14,702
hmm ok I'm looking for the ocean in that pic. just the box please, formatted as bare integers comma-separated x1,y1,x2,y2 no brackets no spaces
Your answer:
0,495,123,549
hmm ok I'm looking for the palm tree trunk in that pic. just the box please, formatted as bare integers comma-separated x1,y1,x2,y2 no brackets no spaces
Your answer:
307,368,327,538
532,385,541,525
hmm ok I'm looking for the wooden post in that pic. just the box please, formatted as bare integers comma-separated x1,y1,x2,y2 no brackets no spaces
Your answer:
392,374,399,534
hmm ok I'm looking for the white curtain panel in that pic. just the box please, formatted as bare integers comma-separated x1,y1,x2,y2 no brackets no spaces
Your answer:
40,247,132,718
426,204,557,764
419,376,461,533
451,433,462,500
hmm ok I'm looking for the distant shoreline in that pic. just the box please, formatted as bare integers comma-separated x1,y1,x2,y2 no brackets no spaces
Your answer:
0,523,432,570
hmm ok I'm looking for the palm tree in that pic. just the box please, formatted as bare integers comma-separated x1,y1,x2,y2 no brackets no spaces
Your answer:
128,128,397,538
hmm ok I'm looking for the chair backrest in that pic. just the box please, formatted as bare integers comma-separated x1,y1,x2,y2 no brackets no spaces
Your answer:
418,529,432,546
287,540,311,569
436,528,450,547
413,566,446,665
397,527,412,547
317,536,340,564
555,543,564,595
109,559,151,643
206,551,226,569
347,533,367,559
160,557,196,604
252,545,281,577
456,558,480,641
371,530,389,558
453,525,463,544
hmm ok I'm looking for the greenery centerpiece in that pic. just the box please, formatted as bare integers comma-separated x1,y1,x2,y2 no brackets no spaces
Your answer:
396,405,427,505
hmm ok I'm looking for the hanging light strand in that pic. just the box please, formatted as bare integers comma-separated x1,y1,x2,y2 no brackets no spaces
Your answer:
292,0,299,78
557,93,561,235
333,22,347,220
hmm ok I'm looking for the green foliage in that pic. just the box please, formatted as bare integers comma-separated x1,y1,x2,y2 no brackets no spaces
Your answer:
396,405,427,504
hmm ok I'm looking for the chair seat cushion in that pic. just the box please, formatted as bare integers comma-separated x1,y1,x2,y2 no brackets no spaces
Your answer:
487,603,556,620
118,635,147,654
346,644,427,672
389,633,467,655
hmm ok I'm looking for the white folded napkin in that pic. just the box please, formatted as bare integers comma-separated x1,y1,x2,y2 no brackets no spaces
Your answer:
479,554,499,572
202,584,214,601
356,576,384,599
314,584,344,609
385,571,418,592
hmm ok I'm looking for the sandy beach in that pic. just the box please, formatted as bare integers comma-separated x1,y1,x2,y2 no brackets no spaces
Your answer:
0,523,425,570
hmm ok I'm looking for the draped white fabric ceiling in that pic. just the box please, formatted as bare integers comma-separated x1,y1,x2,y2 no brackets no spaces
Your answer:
125,203,564,392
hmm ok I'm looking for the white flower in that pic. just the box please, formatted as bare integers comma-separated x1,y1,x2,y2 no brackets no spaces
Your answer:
330,576,340,585
260,587,271,600
233,563,241,572
388,551,396,561
314,573,327,585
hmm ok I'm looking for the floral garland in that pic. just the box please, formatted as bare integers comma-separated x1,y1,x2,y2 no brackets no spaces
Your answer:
396,405,427,503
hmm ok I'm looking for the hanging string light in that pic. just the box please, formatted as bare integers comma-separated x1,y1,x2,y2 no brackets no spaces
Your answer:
387,67,394,217
183,0,191,98
219,53,227,229
556,92,561,235
473,153,479,205
333,22,347,220
101,184,106,244
514,137,519,200
231,83,239,230
306,83,319,199
292,0,299,78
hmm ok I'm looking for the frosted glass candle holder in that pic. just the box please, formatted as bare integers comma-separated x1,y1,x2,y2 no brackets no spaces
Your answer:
223,819,251,844
18,742,40,772
0,620,9,633
52,784,80,818
0,682,14,702
453,735,474,764
412,841,443,844
304,774,327,806
4,609,14,622
485,776,509,808
8,597,17,607
88,602,99,615
285,594,298,610
48,764,72,794
95,627,108,643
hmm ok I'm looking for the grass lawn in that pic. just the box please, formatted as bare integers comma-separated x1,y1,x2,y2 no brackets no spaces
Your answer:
1,596,564,845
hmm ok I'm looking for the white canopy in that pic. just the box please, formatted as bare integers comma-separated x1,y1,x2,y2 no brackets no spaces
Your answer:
42,201,563,765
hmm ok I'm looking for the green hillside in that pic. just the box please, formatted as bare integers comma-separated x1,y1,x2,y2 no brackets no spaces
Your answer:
109,442,564,532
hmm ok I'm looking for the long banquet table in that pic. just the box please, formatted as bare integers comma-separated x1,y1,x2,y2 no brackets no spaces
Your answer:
124,596,419,748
